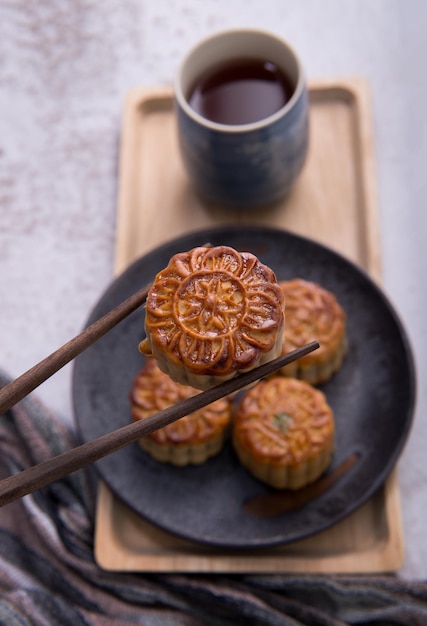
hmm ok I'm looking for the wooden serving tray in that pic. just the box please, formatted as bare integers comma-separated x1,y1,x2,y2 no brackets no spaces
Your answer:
94,77,404,573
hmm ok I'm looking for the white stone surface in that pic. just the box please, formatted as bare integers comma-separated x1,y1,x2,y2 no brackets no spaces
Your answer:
0,0,426,578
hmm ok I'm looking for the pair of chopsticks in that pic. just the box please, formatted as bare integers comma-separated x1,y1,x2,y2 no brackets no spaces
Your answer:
0,284,318,508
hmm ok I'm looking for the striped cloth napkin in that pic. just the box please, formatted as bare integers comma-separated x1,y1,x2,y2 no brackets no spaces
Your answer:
0,369,426,626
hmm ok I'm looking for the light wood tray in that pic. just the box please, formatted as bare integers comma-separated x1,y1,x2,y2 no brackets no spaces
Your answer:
95,77,404,573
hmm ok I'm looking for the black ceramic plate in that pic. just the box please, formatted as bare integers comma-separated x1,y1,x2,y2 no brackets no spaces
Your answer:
73,226,416,549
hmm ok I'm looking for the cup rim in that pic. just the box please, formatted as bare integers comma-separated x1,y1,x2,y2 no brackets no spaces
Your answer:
174,28,307,133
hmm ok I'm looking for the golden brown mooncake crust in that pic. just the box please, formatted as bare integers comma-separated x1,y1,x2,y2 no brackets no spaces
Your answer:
233,376,335,489
130,358,232,465
139,245,285,389
278,278,347,384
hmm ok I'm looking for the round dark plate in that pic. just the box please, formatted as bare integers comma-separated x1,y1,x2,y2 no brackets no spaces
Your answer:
73,226,416,549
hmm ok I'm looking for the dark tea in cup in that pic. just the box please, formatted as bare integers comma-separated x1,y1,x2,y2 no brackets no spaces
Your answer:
187,58,295,125
175,29,309,208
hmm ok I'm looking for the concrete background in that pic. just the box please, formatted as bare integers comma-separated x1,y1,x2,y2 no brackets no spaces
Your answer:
1,0,426,578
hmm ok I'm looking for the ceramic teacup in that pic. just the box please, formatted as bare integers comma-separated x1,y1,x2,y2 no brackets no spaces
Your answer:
174,28,309,209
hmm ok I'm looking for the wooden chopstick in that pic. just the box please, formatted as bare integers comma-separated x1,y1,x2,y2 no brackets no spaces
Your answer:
0,284,151,416
0,341,319,507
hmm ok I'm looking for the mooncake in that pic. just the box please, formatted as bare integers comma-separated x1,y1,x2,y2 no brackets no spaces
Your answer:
130,358,232,465
139,245,285,390
278,278,347,384
233,376,335,489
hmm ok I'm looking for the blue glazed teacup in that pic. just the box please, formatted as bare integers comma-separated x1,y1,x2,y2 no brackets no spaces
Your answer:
174,29,309,209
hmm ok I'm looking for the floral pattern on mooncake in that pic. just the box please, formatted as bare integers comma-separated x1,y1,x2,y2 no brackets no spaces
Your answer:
139,246,285,389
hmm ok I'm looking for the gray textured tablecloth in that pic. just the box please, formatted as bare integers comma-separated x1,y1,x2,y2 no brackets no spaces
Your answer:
0,370,426,626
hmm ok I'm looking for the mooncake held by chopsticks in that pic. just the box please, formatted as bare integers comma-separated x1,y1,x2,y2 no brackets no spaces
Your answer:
139,245,285,390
